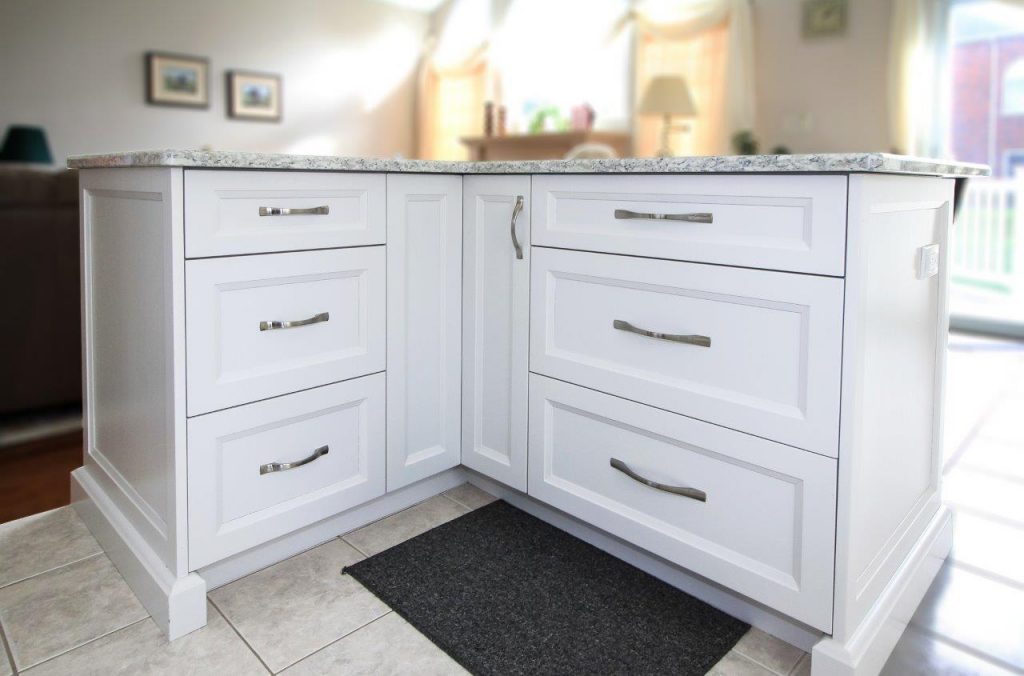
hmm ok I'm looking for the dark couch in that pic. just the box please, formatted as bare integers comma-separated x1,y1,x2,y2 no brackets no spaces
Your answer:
0,167,81,416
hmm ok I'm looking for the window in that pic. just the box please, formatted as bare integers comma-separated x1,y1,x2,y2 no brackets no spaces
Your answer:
1005,59,1024,115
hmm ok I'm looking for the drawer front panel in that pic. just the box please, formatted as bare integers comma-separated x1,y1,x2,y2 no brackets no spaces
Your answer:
188,375,385,569
530,248,843,455
186,247,385,416
532,174,847,275
184,170,385,258
528,375,837,631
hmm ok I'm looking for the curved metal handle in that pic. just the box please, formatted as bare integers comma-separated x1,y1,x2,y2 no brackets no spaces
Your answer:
613,319,710,347
259,206,330,216
260,312,330,332
260,445,329,475
610,458,706,502
614,209,712,223
510,195,524,260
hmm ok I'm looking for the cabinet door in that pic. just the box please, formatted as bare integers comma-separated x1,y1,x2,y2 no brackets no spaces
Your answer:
386,174,463,490
462,175,530,491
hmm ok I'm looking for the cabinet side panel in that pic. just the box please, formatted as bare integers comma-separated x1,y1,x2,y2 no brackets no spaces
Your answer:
80,167,185,572
386,174,463,490
834,174,953,639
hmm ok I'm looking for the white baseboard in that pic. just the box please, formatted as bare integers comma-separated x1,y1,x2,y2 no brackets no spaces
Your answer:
72,467,207,640
199,467,469,590
465,471,825,653
811,506,953,676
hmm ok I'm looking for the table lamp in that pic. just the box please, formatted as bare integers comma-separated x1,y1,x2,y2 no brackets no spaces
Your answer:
0,125,53,164
638,76,697,157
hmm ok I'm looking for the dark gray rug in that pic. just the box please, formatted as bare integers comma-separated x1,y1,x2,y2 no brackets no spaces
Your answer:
343,500,749,676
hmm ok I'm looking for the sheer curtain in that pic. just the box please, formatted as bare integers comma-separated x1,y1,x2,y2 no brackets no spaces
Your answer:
417,0,494,160
627,0,755,156
888,0,952,156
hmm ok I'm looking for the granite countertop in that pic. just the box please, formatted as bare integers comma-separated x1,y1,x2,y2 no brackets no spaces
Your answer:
67,149,990,177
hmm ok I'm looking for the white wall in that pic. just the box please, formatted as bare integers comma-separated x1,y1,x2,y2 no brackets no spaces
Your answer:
753,0,892,154
0,0,429,166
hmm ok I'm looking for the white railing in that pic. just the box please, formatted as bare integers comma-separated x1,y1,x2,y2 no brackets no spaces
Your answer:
951,177,1022,295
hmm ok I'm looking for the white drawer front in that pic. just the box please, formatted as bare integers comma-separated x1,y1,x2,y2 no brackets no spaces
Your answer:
531,248,843,455
186,247,385,416
532,174,847,275
528,375,837,631
184,170,385,258
188,375,385,568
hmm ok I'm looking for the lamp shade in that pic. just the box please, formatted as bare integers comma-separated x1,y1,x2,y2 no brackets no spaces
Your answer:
637,76,697,117
0,125,53,164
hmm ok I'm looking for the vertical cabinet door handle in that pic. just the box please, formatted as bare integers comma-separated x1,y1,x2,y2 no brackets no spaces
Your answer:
510,195,524,260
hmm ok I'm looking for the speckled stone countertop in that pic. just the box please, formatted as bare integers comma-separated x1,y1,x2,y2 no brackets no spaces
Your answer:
67,149,990,177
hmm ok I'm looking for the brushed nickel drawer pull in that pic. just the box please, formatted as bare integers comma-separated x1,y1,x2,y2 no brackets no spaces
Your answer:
614,208,712,223
613,319,711,347
258,206,330,216
259,311,330,332
260,445,329,475
610,457,706,502
510,195,525,260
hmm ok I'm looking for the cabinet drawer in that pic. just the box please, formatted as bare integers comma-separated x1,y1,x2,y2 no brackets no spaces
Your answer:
188,375,385,569
532,174,847,275
184,170,385,258
528,375,836,631
186,247,385,416
530,248,843,455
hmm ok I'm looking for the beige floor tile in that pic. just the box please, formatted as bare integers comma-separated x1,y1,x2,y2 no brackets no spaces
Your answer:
343,495,469,557
732,628,805,675
0,507,101,588
882,627,1015,675
943,469,1024,526
910,562,1024,671
0,554,147,670
21,603,265,676
959,436,1024,481
789,653,811,676
442,482,498,510
281,612,467,676
0,640,11,676
209,539,388,673
952,511,1024,586
707,649,777,675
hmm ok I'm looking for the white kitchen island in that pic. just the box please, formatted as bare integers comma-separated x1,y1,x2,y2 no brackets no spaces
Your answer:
67,150,987,676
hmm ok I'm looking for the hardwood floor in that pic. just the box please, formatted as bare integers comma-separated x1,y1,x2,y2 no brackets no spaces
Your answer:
0,430,83,524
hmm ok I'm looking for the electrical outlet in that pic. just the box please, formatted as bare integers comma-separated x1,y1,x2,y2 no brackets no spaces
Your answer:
917,244,940,280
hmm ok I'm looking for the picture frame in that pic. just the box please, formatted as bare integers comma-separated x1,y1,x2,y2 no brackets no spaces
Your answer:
226,70,282,122
802,0,848,39
145,52,209,108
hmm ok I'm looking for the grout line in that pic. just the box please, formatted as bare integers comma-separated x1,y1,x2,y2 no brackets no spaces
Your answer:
339,535,370,559
947,558,1024,593
13,616,150,673
0,618,19,676
0,552,104,592
439,492,475,512
788,653,810,675
272,610,394,674
731,640,801,676
946,504,1024,532
208,598,274,675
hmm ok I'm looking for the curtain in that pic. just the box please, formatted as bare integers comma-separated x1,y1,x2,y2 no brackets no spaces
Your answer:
888,0,951,156
416,0,494,160
626,0,755,156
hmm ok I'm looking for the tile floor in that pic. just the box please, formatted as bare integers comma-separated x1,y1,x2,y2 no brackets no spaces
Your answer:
0,334,1019,675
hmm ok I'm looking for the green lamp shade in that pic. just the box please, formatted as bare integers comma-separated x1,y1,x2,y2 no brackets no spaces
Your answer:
0,126,53,164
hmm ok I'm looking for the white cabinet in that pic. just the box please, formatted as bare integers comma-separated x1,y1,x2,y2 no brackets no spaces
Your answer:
386,175,463,490
462,176,530,492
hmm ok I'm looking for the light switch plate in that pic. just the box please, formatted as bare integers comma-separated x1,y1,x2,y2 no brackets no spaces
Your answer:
917,244,940,280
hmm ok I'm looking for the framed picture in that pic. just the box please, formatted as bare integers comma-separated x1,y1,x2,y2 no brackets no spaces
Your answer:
226,70,282,122
145,52,209,108
802,0,848,39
